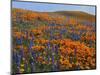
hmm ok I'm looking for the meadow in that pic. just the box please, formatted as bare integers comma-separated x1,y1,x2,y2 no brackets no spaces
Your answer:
12,8,96,74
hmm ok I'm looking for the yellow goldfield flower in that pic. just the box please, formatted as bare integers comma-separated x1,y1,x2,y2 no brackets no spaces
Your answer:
20,68,24,72
20,64,24,67
43,51,46,55
49,58,52,61
42,61,46,64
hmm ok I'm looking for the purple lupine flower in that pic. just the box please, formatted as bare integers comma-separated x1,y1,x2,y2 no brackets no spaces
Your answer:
47,42,50,49
18,55,21,66
71,33,80,40
48,55,50,61
16,53,20,65
61,28,67,34
32,51,36,59
20,46,24,58
16,37,23,45
32,35,34,41
52,55,55,70
52,57,58,71
55,45,58,54
16,54,21,73
30,32,34,40
15,52,18,63
29,40,33,50
53,45,59,71
52,55,54,64
13,51,16,61
60,31,63,39
29,33,34,50
50,30,54,40
52,45,55,52
60,28,67,39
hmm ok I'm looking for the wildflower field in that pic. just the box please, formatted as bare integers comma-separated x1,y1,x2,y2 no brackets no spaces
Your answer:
12,7,96,74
